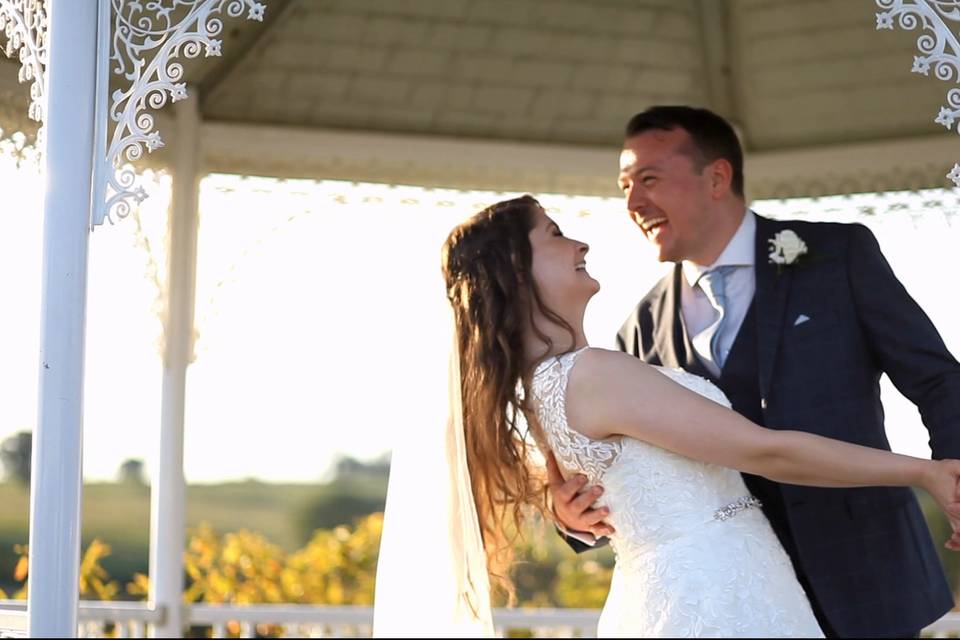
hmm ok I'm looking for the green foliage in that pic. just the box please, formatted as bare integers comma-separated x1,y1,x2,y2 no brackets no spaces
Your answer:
284,513,382,605
0,544,28,599
183,524,288,604
505,518,615,609
80,540,120,600
293,492,385,543
176,514,383,607
291,473,387,545
185,481,333,550
0,478,391,593
553,558,614,609
914,488,960,595
2,539,120,601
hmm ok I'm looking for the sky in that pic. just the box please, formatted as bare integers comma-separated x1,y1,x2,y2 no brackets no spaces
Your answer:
2,145,960,484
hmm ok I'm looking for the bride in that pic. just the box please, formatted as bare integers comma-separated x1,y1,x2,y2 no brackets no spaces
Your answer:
373,194,960,638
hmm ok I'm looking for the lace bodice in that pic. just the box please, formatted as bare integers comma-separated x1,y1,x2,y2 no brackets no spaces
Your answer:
531,348,751,543
530,347,823,637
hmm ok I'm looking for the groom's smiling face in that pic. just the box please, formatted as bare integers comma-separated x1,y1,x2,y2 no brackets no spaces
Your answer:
618,127,719,264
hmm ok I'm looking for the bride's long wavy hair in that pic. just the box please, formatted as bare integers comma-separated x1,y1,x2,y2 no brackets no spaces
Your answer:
441,195,577,600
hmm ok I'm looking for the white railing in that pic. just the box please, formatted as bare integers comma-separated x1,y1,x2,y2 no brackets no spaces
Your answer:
0,601,25,638
189,604,600,638
2,600,960,637
0,601,598,638
189,604,375,638
78,601,163,638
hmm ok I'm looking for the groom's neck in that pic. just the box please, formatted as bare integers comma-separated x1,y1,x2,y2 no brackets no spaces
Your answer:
687,203,747,267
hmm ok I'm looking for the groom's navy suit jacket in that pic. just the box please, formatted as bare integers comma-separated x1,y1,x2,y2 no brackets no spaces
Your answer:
615,215,960,637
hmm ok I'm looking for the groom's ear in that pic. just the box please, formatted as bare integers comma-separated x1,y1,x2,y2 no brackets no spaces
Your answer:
706,158,734,198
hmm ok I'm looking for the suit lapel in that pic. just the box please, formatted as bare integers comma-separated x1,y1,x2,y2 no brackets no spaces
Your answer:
651,265,685,370
677,280,714,380
754,215,792,399
651,265,714,378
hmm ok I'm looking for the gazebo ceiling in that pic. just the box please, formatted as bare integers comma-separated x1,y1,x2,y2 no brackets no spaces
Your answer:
0,0,955,199
1,0,944,150
197,0,946,150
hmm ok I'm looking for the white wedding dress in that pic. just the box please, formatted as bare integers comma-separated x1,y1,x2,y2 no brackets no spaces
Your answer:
531,347,825,638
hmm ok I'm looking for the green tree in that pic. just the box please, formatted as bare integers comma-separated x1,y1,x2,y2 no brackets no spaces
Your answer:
0,431,31,485
116,458,148,487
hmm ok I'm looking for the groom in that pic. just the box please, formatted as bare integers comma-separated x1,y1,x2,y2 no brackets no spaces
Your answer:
550,105,960,637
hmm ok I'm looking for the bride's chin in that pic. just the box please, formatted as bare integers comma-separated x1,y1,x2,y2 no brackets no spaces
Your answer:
582,284,600,305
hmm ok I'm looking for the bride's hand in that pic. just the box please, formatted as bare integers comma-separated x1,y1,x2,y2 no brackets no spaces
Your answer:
920,458,960,550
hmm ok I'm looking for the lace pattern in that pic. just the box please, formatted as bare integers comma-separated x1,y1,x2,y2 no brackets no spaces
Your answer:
531,348,622,485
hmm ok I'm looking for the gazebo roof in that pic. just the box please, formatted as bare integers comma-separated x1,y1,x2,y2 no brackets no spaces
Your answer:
0,0,954,199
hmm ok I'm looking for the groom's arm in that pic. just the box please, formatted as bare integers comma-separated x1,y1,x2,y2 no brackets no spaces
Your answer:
847,223,960,459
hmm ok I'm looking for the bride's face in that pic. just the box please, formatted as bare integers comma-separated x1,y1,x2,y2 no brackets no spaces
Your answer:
528,207,600,310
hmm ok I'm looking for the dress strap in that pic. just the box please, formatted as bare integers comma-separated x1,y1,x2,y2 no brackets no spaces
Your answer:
534,346,590,379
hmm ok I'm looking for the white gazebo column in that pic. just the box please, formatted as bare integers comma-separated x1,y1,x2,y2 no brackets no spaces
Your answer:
27,1,99,636
148,98,202,638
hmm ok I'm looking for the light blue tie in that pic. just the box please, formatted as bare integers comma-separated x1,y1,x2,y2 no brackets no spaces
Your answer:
696,266,733,370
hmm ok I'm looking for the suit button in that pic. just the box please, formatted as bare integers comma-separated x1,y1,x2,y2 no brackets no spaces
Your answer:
760,398,768,410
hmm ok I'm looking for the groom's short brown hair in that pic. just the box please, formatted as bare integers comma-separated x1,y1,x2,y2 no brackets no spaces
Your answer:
625,105,744,198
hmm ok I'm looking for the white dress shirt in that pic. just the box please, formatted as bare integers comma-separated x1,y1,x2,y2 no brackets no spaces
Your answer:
680,210,756,378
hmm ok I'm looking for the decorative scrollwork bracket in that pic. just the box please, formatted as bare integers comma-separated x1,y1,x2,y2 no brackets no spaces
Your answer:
877,0,960,186
0,0,48,141
94,0,266,226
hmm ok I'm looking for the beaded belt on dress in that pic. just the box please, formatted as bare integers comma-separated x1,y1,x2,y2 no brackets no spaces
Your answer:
713,496,763,521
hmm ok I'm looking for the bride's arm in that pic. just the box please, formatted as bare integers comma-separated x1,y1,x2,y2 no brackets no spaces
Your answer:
566,348,953,496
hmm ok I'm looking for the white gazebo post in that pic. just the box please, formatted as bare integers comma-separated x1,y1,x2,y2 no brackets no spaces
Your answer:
83,2,265,634
148,97,201,638
27,0,99,636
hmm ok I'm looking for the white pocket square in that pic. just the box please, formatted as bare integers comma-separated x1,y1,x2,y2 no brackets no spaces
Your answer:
793,314,811,327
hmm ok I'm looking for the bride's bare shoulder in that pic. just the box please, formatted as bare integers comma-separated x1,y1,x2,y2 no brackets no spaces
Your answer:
576,347,651,374
566,348,657,439
571,348,660,395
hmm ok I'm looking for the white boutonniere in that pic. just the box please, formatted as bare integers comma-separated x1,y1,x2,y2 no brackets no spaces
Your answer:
768,230,808,268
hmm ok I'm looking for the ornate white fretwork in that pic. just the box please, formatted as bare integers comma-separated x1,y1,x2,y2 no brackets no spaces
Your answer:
97,0,265,226
0,0,47,134
876,0,960,186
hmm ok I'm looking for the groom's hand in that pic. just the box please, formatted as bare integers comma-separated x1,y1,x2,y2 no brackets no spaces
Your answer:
546,452,615,538
946,475,960,551
926,459,960,551
944,499,960,551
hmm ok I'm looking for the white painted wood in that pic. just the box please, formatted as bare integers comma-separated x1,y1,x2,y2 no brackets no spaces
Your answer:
0,600,26,637
198,120,960,200
147,98,202,638
27,1,99,635
89,0,111,230
6,600,959,638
